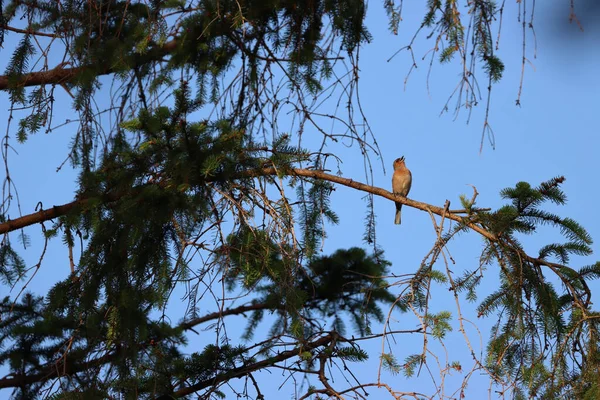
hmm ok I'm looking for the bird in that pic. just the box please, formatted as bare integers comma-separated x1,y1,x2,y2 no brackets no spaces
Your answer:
392,156,412,224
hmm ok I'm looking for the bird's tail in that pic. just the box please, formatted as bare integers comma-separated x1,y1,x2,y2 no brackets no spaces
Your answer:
394,203,402,225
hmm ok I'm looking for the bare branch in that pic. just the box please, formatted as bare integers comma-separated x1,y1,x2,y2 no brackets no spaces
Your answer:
0,168,493,240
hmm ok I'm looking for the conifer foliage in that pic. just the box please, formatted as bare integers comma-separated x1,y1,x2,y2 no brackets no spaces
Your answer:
0,0,598,399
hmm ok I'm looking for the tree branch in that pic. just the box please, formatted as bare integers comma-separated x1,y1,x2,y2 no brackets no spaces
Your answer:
5,167,585,306
0,190,125,234
0,327,338,393
0,167,493,240
2,167,587,305
173,332,340,397
0,24,59,38
0,301,276,390
178,302,276,331
0,39,178,90
0,29,341,90
0,350,115,389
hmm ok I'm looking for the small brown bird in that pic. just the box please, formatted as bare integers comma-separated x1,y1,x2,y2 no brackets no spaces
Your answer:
392,156,412,224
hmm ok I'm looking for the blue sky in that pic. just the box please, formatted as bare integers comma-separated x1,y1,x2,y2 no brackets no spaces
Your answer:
1,1,599,398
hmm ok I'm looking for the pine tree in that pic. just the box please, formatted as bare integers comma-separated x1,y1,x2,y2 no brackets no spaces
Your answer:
0,0,598,398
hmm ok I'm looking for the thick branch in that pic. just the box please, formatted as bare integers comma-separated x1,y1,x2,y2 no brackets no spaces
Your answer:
278,168,496,241
0,31,337,90
0,167,493,240
0,190,126,234
0,40,178,90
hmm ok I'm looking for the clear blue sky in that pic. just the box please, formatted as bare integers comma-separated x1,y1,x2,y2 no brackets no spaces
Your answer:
1,1,599,398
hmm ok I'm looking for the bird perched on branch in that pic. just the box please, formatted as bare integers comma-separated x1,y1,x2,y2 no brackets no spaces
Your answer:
392,156,412,225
